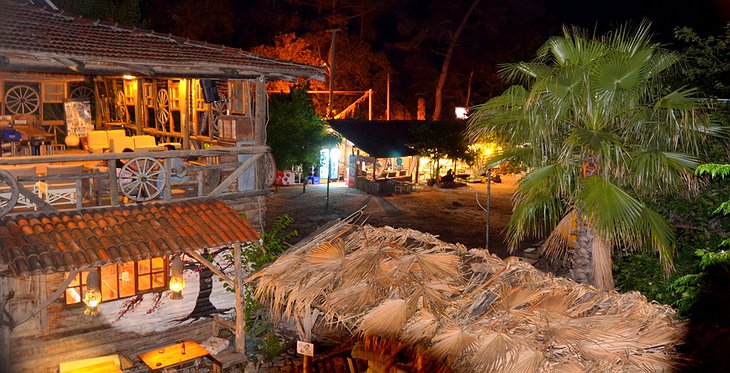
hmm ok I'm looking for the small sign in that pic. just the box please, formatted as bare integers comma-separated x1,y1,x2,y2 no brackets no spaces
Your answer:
296,341,314,357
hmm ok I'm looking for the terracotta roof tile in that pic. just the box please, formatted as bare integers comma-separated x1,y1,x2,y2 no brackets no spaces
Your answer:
0,199,258,277
0,2,324,81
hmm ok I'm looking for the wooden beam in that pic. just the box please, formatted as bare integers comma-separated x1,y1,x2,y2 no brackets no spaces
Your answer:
182,79,191,150
135,78,144,135
16,184,56,213
254,78,267,190
207,153,262,196
0,276,10,373
107,159,119,207
186,251,234,287
234,242,246,354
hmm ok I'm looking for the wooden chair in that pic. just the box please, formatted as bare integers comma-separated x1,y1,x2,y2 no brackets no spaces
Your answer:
0,165,39,210
39,164,83,207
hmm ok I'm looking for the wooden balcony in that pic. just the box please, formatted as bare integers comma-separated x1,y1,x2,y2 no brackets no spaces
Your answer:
0,146,272,217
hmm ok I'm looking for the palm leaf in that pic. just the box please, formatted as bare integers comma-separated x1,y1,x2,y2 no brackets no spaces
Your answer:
305,241,345,266
430,326,478,361
470,331,519,372
357,298,408,336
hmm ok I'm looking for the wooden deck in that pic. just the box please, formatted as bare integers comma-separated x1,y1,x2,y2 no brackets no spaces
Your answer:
0,146,273,217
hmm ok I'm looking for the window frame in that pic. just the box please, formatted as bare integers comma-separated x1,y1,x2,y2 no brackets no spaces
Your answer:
64,256,169,306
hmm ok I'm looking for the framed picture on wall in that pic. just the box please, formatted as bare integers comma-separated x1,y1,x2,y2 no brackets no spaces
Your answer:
64,99,93,136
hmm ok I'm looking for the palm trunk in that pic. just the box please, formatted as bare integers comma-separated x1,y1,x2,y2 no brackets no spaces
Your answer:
570,214,615,290
570,215,594,286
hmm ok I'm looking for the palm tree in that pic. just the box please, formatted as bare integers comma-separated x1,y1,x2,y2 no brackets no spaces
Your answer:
466,21,720,290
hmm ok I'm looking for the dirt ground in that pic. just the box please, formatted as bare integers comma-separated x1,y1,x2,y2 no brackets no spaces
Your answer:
265,174,541,259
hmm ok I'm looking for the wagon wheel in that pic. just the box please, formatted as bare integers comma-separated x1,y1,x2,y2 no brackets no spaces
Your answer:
156,89,170,127
114,90,127,121
118,157,166,202
70,86,95,101
5,85,40,115
0,169,19,216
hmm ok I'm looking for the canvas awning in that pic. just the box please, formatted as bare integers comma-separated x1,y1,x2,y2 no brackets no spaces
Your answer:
328,120,467,159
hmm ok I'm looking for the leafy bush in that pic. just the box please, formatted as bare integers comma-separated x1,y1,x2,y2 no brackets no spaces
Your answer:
222,214,297,360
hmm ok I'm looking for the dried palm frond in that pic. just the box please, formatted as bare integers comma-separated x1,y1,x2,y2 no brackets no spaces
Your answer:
325,281,381,315
505,348,544,373
542,209,578,260
305,241,345,267
358,298,409,336
430,326,478,361
413,251,462,281
497,286,547,312
401,310,440,344
592,233,614,290
469,331,519,372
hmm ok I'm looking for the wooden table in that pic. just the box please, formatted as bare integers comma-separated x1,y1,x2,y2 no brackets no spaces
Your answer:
65,361,122,373
138,341,209,371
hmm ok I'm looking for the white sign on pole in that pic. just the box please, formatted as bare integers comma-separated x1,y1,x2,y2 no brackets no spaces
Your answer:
296,340,314,357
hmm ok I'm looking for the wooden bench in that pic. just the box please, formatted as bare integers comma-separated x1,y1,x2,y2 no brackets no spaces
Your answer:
392,180,414,193
208,347,247,373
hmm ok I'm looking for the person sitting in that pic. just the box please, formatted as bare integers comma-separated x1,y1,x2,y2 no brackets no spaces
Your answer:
441,169,455,183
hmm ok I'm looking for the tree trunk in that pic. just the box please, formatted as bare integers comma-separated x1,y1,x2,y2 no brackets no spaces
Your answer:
570,215,594,286
432,0,481,120
570,215,615,291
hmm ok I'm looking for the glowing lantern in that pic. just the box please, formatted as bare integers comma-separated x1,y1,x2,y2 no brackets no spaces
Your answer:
83,271,102,316
169,255,185,300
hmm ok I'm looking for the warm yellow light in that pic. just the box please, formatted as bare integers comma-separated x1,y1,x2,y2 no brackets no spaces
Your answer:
485,148,493,155
122,74,135,80
169,255,185,300
83,289,101,316
169,276,185,293
83,270,102,316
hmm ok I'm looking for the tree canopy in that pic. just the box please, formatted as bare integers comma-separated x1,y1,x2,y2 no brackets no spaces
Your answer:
267,88,339,173
467,21,721,289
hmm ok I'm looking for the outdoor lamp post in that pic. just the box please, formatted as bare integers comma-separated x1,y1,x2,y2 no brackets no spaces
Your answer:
169,255,185,300
83,271,102,316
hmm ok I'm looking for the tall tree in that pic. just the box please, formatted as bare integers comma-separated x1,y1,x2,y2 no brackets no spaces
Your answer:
432,0,480,120
467,21,719,290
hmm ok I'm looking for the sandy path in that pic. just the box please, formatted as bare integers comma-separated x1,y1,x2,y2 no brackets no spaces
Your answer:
265,175,539,258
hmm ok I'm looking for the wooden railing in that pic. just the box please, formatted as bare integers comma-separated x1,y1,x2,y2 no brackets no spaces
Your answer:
0,146,273,217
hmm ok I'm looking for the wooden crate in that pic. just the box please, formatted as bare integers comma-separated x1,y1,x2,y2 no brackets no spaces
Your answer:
217,115,254,142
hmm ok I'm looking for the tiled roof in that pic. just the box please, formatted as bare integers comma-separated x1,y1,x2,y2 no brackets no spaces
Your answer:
0,1,324,81
0,199,259,277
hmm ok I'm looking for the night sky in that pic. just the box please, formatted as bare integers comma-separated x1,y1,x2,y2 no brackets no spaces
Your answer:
101,0,730,117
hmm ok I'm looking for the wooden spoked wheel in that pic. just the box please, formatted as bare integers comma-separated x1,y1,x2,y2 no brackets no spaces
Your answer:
5,85,40,115
70,86,95,101
156,89,170,126
118,157,166,202
0,169,19,216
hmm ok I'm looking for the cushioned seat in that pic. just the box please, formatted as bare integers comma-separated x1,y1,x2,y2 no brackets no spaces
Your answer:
87,131,108,153
132,135,162,151
109,136,136,153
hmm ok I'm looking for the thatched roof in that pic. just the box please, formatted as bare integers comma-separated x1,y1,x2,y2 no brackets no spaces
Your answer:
248,222,684,372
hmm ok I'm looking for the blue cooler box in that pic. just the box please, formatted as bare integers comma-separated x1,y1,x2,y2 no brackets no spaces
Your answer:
308,176,320,184
1,130,21,142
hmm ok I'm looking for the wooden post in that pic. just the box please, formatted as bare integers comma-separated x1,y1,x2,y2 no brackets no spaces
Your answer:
233,242,246,354
135,78,144,135
254,77,267,191
108,159,119,206
0,276,10,373
163,158,173,200
181,78,191,150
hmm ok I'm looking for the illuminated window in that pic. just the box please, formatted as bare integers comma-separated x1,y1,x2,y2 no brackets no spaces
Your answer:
123,80,137,105
65,257,168,305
